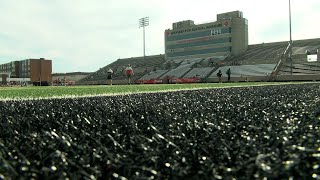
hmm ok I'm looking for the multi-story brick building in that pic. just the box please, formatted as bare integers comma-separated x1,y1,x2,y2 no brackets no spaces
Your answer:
0,58,52,85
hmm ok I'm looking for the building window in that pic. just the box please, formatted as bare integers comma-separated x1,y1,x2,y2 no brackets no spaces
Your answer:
211,28,222,36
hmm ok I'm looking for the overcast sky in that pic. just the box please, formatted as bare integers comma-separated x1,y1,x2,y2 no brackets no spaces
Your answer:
0,0,319,73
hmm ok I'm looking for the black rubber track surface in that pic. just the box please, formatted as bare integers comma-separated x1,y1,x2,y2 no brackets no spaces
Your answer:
1,83,320,179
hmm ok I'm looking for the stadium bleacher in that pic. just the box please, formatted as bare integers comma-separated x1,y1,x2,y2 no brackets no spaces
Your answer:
160,63,195,79
78,38,319,85
183,67,215,79
275,41,320,77
224,38,320,65
204,64,277,82
209,64,277,78
139,70,168,80
78,54,165,84
278,62,320,75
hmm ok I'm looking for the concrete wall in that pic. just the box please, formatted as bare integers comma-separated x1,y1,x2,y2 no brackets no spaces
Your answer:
217,11,243,20
231,17,248,55
52,73,91,82
275,74,320,81
207,74,320,82
207,76,269,83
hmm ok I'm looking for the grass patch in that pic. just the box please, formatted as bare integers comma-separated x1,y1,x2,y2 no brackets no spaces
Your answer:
0,82,308,100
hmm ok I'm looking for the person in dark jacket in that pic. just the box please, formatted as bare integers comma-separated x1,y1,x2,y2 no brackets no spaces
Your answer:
217,70,222,83
226,68,231,81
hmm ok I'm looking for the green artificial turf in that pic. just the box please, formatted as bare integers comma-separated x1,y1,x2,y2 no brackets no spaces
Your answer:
0,82,307,100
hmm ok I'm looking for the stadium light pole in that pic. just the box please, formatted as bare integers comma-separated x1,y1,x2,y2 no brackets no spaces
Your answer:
139,17,149,61
289,0,293,75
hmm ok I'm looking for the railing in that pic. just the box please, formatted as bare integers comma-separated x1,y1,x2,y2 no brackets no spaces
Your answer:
269,42,292,80
281,42,291,59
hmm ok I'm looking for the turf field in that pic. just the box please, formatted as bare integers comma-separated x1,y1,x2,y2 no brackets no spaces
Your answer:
0,82,306,99
1,82,319,179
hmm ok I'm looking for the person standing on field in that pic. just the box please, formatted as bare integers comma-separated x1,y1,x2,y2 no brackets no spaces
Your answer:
125,64,134,84
107,68,113,85
226,68,231,82
217,70,222,83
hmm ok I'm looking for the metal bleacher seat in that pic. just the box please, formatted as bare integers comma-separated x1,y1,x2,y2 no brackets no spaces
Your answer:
139,70,168,80
160,63,194,78
209,64,277,78
158,57,205,78
278,62,320,75
183,67,215,78
78,55,166,84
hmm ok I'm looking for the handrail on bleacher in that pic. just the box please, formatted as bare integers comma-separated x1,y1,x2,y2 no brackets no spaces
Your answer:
272,42,292,76
282,42,291,59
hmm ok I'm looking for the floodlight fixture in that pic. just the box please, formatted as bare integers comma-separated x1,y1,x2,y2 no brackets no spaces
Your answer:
139,17,149,61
